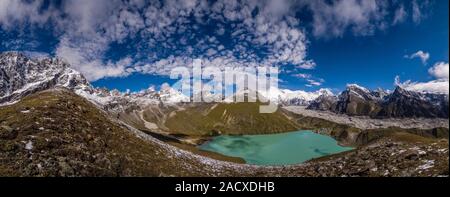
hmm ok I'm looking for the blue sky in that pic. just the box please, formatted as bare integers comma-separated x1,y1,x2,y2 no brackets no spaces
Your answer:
0,0,448,93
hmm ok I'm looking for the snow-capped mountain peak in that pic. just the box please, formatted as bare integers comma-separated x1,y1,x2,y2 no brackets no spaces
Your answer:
0,52,91,104
342,83,379,101
346,83,370,92
257,87,333,105
159,84,190,103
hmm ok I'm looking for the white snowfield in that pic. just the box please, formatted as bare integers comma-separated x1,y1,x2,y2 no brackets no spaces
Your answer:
284,106,449,130
258,86,333,105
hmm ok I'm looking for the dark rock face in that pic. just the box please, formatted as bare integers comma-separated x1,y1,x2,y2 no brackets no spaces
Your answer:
0,52,90,104
307,94,337,111
379,87,449,118
281,97,310,106
334,85,382,116
308,84,449,118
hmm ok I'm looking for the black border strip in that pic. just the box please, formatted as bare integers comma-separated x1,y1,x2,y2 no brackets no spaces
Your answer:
0,177,448,195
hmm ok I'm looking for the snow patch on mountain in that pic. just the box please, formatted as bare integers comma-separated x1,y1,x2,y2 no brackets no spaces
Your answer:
221,86,332,105
258,87,333,105
159,83,190,104
308,83,449,118
0,52,92,104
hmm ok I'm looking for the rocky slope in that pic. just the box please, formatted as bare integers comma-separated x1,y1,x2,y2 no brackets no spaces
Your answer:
307,84,449,118
0,89,208,176
285,106,449,130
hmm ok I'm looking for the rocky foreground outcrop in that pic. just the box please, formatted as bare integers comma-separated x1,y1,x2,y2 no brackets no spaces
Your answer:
304,138,448,177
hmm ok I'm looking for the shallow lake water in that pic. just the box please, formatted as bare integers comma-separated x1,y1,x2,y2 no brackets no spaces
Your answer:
199,130,353,165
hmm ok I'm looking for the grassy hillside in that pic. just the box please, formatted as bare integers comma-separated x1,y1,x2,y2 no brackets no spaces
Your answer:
0,89,244,176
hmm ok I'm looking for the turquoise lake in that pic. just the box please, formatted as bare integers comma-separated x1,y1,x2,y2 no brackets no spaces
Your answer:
199,130,353,166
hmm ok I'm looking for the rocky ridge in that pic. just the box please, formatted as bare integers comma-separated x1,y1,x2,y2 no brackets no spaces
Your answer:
0,52,331,110
307,84,449,118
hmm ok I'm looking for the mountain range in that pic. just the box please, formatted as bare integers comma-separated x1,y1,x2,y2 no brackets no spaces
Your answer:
307,83,449,118
1,52,448,119
0,52,328,107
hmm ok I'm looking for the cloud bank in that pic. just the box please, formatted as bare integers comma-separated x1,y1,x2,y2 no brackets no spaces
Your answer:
396,62,449,94
0,0,431,82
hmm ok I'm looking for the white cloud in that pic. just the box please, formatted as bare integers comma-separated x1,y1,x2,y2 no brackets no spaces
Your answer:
395,77,449,95
0,0,314,81
292,73,311,79
392,4,407,25
22,51,50,59
1,38,40,50
215,25,226,35
303,0,429,38
428,62,449,80
405,50,430,65
296,60,316,70
291,73,325,87
55,36,132,81
306,0,388,37
129,0,316,76
412,0,424,24
395,62,449,95
0,0,55,29
306,79,323,87
292,73,324,87
0,0,431,82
